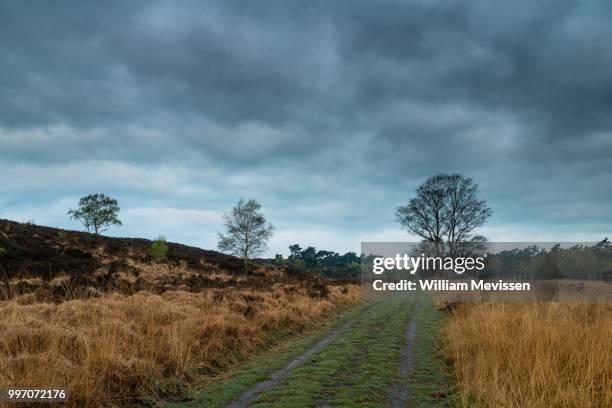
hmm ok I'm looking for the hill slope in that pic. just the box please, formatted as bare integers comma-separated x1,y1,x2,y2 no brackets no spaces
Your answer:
0,218,244,278
0,219,360,406
0,219,325,303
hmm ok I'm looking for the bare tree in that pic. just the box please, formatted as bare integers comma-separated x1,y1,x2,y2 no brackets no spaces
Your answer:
218,198,273,272
396,175,448,250
68,193,122,235
396,174,492,256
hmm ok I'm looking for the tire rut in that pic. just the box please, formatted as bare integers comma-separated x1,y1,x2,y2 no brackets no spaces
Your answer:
386,303,419,408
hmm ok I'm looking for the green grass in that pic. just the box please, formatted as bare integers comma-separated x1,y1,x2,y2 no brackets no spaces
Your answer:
172,296,456,408
252,296,416,408
171,302,370,408
409,300,456,407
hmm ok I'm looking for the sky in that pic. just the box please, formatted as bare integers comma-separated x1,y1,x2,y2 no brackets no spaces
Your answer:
1,0,611,256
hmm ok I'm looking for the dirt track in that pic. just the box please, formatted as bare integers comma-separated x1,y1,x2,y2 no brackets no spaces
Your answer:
224,298,419,408
225,302,380,408
386,304,419,408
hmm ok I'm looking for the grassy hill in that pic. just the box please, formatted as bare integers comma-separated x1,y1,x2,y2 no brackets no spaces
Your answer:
0,219,360,406
0,219,341,302
0,218,244,279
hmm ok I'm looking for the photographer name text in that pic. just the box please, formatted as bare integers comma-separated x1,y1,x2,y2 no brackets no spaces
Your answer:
372,279,530,291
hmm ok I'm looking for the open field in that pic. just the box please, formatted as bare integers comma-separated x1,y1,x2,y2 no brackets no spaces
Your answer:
0,220,361,406
0,282,359,406
443,302,612,407
4,0,612,405
2,220,611,407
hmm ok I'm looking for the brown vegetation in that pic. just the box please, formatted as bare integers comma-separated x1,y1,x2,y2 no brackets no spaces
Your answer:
0,282,359,406
443,302,612,407
0,219,361,406
0,218,245,281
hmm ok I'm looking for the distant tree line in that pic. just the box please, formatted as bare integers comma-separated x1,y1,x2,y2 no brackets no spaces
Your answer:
483,239,612,280
273,244,361,279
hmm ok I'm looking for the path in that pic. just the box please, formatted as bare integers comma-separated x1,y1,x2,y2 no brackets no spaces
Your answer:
226,296,419,407
183,295,453,408
225,301,380,408
386,303,419,408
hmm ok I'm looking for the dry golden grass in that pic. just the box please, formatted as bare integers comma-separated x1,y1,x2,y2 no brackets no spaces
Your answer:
443,302,612,407
126,260,248,283
0,284,359,406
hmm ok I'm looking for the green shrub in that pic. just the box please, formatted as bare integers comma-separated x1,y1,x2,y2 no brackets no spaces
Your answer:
273,254,284,265
148,236,168,262
0,246,5,257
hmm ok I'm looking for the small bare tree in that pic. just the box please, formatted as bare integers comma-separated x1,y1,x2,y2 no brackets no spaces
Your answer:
218,198,273,272
68,193,122,235
396,174,492,256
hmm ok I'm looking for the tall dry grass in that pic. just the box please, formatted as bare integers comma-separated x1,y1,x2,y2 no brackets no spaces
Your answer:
0,284,359,406
443,302,612,407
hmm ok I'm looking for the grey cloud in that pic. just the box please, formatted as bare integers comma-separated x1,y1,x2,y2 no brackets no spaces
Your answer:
0,0,611,250
334,0,612,143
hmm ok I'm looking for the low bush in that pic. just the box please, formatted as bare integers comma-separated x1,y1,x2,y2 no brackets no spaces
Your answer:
148,236,168,262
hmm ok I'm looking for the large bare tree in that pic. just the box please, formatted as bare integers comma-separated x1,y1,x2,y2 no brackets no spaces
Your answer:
396,174,492,256
218,198,274,272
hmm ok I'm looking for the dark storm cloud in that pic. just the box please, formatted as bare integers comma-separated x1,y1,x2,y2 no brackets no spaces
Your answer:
334,0,612,155
0,1,345,165
0,0,611,250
